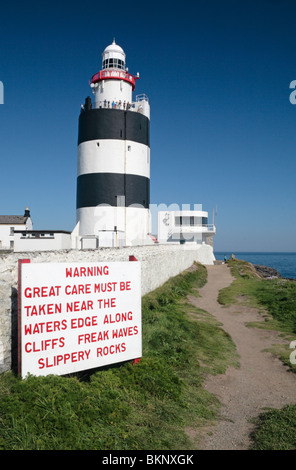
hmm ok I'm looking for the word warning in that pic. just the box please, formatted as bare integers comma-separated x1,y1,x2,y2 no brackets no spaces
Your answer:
19,260,141,378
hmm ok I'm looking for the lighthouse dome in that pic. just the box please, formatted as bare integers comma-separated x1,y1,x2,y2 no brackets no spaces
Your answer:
102,39,126,70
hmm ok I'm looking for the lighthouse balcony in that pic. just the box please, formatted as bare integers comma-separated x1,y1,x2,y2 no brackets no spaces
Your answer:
85,93,150,118
98,94,148,110
91,69,139,91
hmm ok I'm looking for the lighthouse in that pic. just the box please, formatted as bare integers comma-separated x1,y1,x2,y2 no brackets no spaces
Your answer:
76,40,152,248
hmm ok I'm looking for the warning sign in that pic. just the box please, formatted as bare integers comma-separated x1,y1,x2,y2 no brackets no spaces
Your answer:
19,261,141,378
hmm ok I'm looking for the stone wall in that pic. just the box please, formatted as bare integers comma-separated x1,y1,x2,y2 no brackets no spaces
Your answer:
0,243,214,374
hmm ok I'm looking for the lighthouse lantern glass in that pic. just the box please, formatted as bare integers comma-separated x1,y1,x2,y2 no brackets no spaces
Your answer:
102,41,126,71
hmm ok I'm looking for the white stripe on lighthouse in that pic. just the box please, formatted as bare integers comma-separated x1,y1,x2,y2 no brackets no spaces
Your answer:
77,140,150,179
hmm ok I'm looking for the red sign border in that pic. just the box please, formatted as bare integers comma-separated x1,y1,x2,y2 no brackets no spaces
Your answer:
17,259,30,376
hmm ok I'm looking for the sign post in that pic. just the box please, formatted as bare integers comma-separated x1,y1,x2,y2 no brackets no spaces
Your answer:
19,260,141,378
18,259,30,376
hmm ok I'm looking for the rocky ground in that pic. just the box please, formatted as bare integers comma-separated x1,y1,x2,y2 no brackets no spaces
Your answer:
252,264,282,279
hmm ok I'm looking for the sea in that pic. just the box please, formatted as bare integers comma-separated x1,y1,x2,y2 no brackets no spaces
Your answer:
214,252,296,280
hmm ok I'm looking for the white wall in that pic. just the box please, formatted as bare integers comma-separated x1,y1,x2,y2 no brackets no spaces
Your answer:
78,140,150,179
0,243,215,373
76,206,152,246
0,226,15,249
93,79,132,107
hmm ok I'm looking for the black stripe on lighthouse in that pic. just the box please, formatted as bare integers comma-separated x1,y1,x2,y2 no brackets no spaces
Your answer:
76,173,150,209
78,108,150,146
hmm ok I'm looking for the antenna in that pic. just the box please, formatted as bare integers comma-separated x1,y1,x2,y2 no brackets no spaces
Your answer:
213,205,218,226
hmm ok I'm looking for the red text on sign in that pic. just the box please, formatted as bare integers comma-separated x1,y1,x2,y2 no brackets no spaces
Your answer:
120,281,131,290
112,326,138,338
24,320,67,335
24,285,61,298
71,316,98,329
97,342,126,357
38,349,91,369
25,303,62,316
65,284,91,295
97,298,116,308
94,282,117,293
66,300,93,312
65,265,109,277
78,330,109,344
103,311,133,324
25,337,65,353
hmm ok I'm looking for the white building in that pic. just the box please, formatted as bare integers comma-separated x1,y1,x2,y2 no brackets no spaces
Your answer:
13,230,72,252
0,207,73,252
158,209,216,246
0,208,32,250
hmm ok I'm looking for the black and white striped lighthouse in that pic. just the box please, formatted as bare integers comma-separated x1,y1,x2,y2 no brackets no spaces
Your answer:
76,40,151,247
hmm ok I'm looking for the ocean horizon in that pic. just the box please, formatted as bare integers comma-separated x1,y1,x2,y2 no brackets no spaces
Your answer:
214,252,296,279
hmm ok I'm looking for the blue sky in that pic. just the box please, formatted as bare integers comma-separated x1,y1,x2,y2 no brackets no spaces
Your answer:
0,0,295,251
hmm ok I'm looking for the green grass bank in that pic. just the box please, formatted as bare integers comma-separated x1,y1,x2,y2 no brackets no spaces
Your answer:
0,262,237,450
219,258,296,450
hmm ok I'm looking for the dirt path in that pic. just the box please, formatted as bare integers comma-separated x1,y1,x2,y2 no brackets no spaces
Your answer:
190,264,296,450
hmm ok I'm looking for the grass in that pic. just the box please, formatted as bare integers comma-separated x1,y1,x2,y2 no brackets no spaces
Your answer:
250,405,296,450
219,258,296,333
219,258,296,450
0,262,237,450
219,258,296,370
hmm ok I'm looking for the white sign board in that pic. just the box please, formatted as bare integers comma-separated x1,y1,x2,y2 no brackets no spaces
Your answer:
19,261,141,378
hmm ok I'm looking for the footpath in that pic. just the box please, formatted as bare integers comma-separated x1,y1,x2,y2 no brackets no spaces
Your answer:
190,264,296,450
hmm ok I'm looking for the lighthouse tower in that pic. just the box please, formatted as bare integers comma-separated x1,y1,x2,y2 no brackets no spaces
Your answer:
76,40,151,247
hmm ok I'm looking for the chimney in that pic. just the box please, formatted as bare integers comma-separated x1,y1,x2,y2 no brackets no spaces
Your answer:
24,207,30,218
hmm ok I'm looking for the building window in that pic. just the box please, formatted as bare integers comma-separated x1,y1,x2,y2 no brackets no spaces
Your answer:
192,217,197,226
128,145,131,151
10,227,14,235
